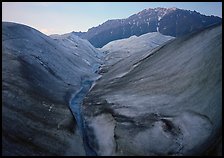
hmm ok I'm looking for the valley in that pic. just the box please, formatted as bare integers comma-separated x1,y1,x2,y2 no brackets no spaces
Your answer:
2,6,222,156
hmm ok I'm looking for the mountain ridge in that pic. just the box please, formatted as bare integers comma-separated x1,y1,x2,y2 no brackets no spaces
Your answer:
70,7,221,48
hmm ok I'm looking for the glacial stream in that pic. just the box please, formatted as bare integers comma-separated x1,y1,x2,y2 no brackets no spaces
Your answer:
69,64,102,156
69,79,96,155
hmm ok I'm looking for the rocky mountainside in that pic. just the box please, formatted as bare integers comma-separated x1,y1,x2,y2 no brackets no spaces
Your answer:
82,24,222,155
2,22,103,156
74,7,222,48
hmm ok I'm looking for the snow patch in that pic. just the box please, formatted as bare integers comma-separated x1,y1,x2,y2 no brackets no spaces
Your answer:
83,59,91,66
88,114,116,155
158,16,162,21
115,70,130,78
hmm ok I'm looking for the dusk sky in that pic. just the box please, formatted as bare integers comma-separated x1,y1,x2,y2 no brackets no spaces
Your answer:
2,2,222,35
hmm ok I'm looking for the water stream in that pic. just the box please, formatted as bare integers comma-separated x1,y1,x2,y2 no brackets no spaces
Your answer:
69,79,96,156
69,63,102,156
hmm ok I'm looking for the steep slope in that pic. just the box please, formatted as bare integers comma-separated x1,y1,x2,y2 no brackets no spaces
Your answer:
2,22,102,156
50,32,104,72
100,32,174,70
82,24,222,155
75,7,221,48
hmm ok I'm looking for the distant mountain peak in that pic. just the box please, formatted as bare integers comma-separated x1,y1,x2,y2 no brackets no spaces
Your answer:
72,7,222,48
169,7,178,10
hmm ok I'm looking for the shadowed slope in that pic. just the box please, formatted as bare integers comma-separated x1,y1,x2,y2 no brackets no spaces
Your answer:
2,22,102,156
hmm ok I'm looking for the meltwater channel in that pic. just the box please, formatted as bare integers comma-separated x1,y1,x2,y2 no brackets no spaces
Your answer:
69,64,102,156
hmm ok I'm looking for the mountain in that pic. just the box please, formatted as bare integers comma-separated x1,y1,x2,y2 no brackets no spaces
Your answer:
100,32,174,71
75,7,222,48
81,24,222,155
2,22,103,156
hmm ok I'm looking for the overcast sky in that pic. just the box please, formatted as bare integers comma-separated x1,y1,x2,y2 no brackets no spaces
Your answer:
2,2,222,35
